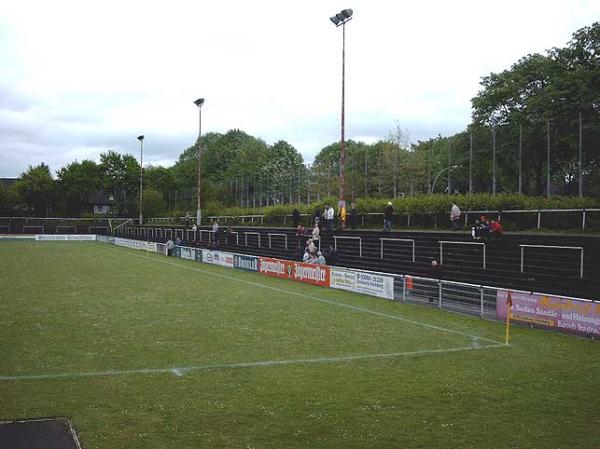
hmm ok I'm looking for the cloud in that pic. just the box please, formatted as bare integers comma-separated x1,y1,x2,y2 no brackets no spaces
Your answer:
0,0,598,177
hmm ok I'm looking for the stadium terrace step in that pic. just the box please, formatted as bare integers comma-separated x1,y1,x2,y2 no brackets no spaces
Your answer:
118,225,600,301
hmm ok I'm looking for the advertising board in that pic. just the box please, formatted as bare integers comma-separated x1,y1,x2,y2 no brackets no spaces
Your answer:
330,267,395,299
35,234,96,241
234,254,259,272
178,246,197,261
202,250,234,268
497,290,600,338
114,238,157,252
258,257,329,287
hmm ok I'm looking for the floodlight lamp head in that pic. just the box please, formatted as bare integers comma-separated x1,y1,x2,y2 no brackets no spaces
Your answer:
330,16,340,25
137,135,144,141
342,9,353,18
336,13,345,22
194,98,205,107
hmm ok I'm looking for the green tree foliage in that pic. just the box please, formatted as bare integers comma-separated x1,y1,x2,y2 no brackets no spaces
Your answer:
13,163,55,216
139,188,167,218
470,22,600,196
0,183,21,214
56,160,103,215
100,151,140,214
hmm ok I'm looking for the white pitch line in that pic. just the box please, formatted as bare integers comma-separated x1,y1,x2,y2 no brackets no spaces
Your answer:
0,344,506,382
139,253,503,345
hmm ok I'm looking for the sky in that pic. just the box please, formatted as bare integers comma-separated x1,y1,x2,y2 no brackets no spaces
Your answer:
0,0,598,178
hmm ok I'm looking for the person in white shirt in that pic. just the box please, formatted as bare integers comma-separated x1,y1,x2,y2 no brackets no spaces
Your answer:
450,203,461,230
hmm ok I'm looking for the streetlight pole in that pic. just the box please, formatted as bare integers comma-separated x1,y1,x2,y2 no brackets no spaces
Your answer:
432,165,459,194
137,135,144,225
330,8,353,209
194,98,205,226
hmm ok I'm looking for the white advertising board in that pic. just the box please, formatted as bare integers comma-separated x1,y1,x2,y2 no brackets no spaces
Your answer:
330,267,395,300
178,246,197,261
202,250,234,268
114,237,157,252
35,234,97,241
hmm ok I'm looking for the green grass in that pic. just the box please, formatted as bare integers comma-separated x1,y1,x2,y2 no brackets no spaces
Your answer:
0,242,598,449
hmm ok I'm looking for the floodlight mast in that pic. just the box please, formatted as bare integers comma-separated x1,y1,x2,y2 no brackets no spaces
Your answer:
330,8,353,207
137,135,144,225
194,98,205,226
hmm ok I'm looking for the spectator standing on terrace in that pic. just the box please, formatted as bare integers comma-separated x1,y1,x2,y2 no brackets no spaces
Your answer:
166,238,175,256
316,251,327,265
384,202,393,231
313,206,322,229
296,225,306,251
325,205,335,235
350,203,359,229
338,204,347,230
292,208,301,228
212,221,219,233
450,203,461,230
312,222,320,241
428,259,443,303
325,245,338,266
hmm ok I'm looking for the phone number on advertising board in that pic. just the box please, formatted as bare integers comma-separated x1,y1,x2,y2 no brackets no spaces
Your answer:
357,273,384,284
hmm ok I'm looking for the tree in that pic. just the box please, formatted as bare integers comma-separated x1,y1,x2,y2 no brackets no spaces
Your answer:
13,163,55,216
138,188,167,218
100,151,140,215
471,22,600,196
0,183,21,214
56,160,103,214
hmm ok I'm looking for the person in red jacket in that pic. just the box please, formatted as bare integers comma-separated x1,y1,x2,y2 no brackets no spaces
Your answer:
489,219,503,241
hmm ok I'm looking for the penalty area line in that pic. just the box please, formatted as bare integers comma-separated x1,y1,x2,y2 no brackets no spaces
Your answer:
0,343,506,382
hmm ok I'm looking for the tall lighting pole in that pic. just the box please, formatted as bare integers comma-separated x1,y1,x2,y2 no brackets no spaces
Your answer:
194,98,205,225
330,8,353,208
137,135,144,225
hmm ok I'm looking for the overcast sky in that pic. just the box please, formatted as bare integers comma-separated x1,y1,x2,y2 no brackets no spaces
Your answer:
0,0,598,178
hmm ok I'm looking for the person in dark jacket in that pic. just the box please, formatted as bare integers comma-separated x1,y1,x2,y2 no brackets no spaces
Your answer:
292,208,301,228
384,202,393,231
349,203,359,229
428,259,443,303
325,245,338,266
313,206,322,230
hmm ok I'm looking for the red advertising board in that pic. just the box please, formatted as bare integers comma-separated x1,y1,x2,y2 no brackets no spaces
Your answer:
258,257,330,287
497,290,600,338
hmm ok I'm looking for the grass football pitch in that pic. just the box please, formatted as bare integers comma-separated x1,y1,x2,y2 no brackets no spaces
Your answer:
0,241,598,449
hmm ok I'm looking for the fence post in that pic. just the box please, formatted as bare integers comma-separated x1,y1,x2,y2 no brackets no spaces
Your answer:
402,276,406,301
582,209,586,231
537,210,541,230
438,281,442,309
480,287,484,316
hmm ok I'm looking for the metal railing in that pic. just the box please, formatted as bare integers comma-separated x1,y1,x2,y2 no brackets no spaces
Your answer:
267,233,288,250
333,235,362,257
244,232,261,247
520,244,584,278
439,241,486,269
380,238,415,262
159,207,600,231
